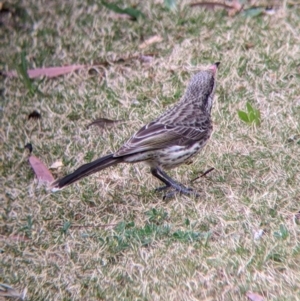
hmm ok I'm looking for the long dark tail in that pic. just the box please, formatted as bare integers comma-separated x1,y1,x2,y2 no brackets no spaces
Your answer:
52,154,122,188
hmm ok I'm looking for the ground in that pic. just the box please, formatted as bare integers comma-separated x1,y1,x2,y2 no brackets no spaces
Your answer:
1,1,300,300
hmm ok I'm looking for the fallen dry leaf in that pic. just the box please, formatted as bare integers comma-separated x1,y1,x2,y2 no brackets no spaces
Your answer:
190,1,226,10
49,160,64,169
246,292,264,301
190,1,243,16
87,118,124,129
6,64,85,79
29,155,54,184
228,0,243,17
139,35,163,49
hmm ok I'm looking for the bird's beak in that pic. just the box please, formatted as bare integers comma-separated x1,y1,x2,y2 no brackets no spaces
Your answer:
209,62,220,75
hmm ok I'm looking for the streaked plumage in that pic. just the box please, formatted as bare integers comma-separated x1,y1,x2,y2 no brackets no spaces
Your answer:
52,62,219,197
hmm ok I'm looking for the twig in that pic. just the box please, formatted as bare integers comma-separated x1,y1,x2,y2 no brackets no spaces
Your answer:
191,167,214,183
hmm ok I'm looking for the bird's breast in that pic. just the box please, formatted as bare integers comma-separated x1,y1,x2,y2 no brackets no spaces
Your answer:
155,141,207,169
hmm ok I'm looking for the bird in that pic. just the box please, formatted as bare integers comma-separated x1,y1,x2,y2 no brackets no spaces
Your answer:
52,62,220,197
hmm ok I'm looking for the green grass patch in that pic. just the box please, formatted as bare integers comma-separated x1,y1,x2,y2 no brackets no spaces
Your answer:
1,1,300,300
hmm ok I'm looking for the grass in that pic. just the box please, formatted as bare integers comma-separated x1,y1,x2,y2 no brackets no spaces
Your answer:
1,0,300,300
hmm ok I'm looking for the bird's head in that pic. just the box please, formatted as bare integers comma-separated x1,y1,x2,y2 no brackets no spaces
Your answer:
186,62,220,114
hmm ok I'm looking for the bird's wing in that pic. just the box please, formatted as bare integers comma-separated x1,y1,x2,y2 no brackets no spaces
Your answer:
114,122,209,157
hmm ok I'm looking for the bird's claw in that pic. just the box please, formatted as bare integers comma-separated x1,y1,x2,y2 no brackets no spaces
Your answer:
155,185,199,199
155,185,171,192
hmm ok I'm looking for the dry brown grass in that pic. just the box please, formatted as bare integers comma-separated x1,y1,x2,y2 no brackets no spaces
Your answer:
1,0,300,300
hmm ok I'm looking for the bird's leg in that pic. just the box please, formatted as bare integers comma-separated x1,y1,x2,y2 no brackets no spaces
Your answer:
155,185,171,192
150,167,199,198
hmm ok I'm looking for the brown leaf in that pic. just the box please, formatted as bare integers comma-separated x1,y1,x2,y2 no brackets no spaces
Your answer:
28,155,54,184
190,1,232,10
6,64,85,79
139,35,163,49
228,0,243,17
87,118,124,129
190,1,243,16
246,292,264,301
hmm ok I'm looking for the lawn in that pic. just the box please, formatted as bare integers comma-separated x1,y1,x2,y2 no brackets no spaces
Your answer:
1,1,300,300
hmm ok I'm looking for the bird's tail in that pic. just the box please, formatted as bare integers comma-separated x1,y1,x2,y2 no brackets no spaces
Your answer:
52,154,122,189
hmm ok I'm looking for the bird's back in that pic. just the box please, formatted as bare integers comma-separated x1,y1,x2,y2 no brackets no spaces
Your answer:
155,70,215,128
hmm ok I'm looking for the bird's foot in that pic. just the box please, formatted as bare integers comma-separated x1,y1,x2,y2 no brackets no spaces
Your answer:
151,167,199,199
